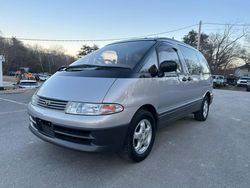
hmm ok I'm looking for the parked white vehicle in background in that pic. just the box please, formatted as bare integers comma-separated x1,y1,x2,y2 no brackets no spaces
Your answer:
237,77,250,87
18,80,39,89
212,75,226,87
38,74,50,81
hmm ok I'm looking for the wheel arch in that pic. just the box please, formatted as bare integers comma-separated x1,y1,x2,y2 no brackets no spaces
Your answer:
136,104,158,129
204,91,212,104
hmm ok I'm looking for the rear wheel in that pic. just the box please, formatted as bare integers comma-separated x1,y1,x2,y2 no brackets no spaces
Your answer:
121,110,156,162
194,96,210,121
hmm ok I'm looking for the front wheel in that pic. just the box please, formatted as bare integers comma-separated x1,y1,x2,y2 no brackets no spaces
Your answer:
121,110,156,162
194,96,210,121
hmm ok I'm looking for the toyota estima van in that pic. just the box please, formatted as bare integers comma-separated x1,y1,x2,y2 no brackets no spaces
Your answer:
28,38,213,162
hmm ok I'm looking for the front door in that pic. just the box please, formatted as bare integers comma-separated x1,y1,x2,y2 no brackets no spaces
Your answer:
156,43,190,116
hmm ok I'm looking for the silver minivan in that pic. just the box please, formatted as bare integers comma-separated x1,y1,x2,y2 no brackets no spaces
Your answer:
28,38,213,162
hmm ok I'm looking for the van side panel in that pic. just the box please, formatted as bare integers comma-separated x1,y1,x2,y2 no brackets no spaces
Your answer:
102,78,159,110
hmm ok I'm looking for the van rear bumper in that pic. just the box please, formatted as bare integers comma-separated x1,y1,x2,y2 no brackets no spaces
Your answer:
29,116,128,152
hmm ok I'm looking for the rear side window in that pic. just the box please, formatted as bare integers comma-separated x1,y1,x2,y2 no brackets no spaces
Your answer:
198,52,210,74
179,45,202,75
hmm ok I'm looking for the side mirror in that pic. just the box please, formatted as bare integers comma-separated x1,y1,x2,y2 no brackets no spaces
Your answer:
159,60,177,73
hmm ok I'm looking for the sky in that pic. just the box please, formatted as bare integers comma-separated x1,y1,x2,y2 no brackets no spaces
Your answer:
0,0,250,56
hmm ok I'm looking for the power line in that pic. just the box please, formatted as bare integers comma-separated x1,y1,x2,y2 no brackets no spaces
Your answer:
2,22,249,43
3,24,198,42
204,22,250,27
140,24,198,37
4,37,126,42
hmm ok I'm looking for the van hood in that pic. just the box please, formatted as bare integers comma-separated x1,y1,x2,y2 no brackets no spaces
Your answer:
37,72,116,103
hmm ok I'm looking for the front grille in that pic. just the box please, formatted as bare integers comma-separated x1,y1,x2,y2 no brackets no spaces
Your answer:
36,96,68,111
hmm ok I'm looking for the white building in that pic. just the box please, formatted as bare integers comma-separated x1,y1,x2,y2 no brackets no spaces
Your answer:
235,63,250,77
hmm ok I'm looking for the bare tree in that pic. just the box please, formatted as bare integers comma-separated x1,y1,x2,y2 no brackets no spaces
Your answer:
182,26,248,74
0,36,76,74
208,24,247,74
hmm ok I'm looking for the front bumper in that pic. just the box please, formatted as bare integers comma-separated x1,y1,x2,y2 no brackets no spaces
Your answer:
29,116,128,152
27,103,135,152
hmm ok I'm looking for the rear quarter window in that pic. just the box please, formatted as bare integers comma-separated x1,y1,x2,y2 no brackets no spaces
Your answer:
198,52,211,74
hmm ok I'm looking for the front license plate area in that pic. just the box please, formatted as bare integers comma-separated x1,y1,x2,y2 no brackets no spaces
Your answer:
37,119,54,137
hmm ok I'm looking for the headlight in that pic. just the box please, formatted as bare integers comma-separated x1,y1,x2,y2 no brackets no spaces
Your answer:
65,102,124,115
31,94,39,106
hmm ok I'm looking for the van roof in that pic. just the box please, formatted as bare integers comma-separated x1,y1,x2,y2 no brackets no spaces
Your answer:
108,37,198,51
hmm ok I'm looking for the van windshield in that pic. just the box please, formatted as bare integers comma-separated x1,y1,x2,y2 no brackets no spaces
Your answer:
71,41,155,69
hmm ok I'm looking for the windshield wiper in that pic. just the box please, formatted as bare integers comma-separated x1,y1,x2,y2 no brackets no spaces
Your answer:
57,66,68,71
95,66,131,70
64,64,131,71
64,64,99,71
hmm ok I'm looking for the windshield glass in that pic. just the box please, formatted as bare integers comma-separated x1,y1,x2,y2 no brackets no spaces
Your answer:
71,41,155,69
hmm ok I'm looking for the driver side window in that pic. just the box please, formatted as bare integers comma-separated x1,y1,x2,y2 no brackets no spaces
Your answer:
158,46,182,74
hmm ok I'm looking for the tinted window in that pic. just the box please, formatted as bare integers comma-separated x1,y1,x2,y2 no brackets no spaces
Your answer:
158,46,182,73
140,50,158,73
20,82,37,86
241,77,250,80
71,41,156,69
198,52,210,74
179,45,202,75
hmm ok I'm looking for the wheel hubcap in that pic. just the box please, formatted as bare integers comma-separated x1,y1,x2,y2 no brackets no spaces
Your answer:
203,100,209,118
133,119,152,155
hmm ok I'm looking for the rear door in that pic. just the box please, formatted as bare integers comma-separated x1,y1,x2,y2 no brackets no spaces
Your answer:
178,45,204,102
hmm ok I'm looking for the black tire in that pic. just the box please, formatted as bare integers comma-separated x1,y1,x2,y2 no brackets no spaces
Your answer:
194,96,210,121
121,109,156,162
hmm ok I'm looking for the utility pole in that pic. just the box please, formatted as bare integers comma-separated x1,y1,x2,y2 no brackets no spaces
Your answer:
197,20,202,51
0,55,5,88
